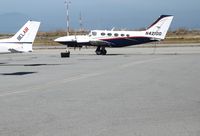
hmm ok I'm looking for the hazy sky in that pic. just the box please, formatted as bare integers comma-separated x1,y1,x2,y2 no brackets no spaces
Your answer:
0,0,200,31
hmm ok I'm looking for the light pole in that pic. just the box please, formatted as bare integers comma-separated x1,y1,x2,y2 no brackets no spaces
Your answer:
64,0,71,36
79,12,83,31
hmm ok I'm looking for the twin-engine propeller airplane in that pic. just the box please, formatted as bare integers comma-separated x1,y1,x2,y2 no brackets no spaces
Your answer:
0,20,40,53
55,15,174,55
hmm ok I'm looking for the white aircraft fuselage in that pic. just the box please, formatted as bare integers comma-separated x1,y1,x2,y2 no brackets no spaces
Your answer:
55,15,174,55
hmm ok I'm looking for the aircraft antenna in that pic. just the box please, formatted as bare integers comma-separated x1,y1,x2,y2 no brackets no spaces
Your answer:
64,0,71,36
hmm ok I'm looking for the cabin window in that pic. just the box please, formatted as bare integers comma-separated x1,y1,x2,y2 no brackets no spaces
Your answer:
126,34,130,37
107,33,112,36
121,34,125,37
114,33,119,37
101,32,106,36
92,32,97,36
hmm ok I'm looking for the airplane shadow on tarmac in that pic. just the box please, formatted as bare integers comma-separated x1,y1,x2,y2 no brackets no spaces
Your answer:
1,72,37,76
0,63,62,76
0,63,63,67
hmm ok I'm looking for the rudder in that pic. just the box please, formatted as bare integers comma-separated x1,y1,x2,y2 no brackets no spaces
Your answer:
11,20,40,43
145,15,174,40
9,20,40,52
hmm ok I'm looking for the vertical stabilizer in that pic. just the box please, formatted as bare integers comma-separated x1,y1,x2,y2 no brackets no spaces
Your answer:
0,20,40,53
145,15,174,40
11,20,40,43
8,20,40,52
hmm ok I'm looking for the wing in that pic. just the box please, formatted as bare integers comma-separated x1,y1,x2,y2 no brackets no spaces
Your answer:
89,39,115,47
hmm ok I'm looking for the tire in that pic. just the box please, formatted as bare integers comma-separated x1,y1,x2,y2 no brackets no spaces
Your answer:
96,51,102,55
101,50,107,55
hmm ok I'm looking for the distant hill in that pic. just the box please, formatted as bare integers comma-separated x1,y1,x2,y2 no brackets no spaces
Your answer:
0,12,30,34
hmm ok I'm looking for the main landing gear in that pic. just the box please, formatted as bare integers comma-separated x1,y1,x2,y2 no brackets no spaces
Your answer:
95,46,107,55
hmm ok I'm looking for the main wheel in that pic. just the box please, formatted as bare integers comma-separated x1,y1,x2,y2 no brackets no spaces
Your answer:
96,51,102,55
95,46,107,55
101,49,107,55
95,46,102,55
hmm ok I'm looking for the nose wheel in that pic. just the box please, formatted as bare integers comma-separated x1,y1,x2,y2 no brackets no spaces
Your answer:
95,46,107,55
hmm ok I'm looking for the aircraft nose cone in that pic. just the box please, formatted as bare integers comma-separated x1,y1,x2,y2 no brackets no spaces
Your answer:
54,37,61,42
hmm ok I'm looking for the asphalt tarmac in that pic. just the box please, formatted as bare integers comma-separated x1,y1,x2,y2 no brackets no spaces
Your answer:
0,46,200,136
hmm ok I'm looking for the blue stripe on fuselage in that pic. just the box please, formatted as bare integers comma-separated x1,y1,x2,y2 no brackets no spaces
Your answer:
100,37,157,47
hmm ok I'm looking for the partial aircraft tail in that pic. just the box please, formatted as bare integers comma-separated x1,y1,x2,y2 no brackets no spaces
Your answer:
10,20,41,52
145,15,174,40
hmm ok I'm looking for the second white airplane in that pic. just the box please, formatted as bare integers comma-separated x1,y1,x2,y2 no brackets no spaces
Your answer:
0,20,40,53
55,15,174,55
